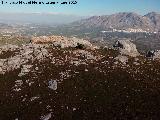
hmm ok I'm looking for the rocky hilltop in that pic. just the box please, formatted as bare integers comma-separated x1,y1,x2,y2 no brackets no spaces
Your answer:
1,36,160,119
31,35,96,49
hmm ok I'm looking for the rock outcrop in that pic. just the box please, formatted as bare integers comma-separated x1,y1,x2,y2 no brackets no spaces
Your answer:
31,35,95,49
0,44,18,54
113,39,140,57
152,50,160,60
146,50,160,60
0,44,49,74
146,50,155,58
0,35,101,75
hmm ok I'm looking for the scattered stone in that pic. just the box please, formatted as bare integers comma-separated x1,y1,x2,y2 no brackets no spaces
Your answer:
133,62,140,66
48,80,57,90
15,80,23,86
30,96,40,102
134,58,139,61
13,88,21,92
18,65,33,76
35,67,39,71
40,112,52,120
73,108,76,111
13,80,23,92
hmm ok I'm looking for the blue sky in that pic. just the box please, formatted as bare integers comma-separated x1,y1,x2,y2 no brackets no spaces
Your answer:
0,0,160,16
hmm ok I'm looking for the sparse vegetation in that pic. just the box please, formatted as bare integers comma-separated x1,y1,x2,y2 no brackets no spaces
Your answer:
76,43,86,49
0,46,160,120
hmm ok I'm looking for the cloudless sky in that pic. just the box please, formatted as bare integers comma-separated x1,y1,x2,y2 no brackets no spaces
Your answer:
0,0,160,16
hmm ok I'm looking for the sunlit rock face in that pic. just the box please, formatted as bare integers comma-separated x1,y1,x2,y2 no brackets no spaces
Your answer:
113,39,140,57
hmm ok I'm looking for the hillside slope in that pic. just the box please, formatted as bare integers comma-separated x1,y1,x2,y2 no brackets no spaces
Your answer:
0,37,160,119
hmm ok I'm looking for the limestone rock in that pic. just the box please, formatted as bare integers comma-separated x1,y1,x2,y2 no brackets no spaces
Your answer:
0,44,18,54
48,80,57,90
153,50,160,60
113,39,140,57
0,44,49,74
146,50,160,60
31,35,94,49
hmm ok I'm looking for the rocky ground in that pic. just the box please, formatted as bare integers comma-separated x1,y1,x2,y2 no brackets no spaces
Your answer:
0,36,160,120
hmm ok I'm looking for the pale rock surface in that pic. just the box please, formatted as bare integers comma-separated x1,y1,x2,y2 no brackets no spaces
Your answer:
48,80,57,90
0,44,49,74
31,35,94,49
0,44,18,54
153,50,160,60
113,39,140,57
18,65,33,77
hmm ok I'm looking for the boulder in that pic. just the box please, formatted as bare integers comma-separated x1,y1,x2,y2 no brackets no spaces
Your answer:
113,39,140,57
152,50,160,60
48,80,57,90
146,50,155,57
145,50,160,60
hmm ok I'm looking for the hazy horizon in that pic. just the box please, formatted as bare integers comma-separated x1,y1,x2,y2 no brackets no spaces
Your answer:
0,0,160,25
0,11,160,25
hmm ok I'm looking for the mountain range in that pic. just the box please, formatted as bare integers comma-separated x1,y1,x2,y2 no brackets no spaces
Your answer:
68,12,160,32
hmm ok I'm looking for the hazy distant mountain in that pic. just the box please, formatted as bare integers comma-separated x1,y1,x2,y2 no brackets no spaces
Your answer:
67,12,160,32
0,12,85,25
